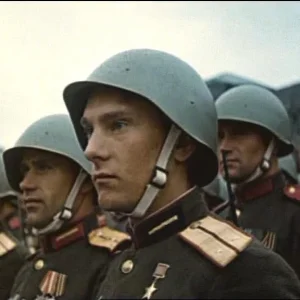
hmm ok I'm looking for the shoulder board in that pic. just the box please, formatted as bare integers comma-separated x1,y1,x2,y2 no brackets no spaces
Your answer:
0,231,17,256
179,215,252,268
284,185,300,202
88,226,131,252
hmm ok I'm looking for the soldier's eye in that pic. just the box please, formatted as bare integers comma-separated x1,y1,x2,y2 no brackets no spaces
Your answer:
35,162,52,172
20,164,29,176
218,131,225,140
111,120,128,132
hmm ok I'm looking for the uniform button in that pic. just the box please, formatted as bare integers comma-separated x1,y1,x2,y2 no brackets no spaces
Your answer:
289,186,296,193
121,259,134,274
34,259,45,270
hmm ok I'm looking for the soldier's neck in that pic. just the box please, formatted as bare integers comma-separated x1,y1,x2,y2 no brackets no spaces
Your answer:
68,193,96,225
237,158,280,189
131,170,193,225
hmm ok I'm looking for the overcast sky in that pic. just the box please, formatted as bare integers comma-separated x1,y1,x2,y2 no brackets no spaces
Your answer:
0,1,299,148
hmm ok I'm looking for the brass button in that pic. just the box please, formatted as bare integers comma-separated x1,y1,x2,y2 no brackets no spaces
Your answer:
34,259,44,270
289,186,296,193
121,259,134,274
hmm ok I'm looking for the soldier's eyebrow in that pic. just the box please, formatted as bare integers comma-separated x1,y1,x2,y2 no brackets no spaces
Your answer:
21,156,56,168
80,110,133,128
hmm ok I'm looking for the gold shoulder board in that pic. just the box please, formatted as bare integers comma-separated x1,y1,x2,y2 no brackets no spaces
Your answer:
0,232,17,256
88,226,131,252
179,215,252,267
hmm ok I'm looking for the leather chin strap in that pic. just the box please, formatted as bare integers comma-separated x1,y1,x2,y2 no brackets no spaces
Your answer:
126,124,182,219
36,169,88,235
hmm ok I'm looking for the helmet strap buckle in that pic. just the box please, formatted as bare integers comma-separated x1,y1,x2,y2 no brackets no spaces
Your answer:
150,166,168,189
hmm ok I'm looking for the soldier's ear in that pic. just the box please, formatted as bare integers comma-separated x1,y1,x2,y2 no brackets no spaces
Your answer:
174,134,196,162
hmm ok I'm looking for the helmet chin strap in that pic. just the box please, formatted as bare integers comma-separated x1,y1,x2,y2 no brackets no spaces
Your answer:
127,124,182,219
232,139,275,189
36,169,88,236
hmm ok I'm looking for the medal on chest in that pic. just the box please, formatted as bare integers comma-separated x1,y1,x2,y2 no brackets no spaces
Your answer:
142,263,170,299
36,270,67,299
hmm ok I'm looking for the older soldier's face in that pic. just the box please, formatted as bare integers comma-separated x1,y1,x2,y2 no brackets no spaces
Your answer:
81,88,168,213
19,149,78,228
218,120,269,183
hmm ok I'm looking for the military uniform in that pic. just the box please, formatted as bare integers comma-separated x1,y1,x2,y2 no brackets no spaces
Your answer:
222,171,300,278
62,48,300,299
94,187,300,299
0,146,29,300
0,218,28,300
9,213,130,300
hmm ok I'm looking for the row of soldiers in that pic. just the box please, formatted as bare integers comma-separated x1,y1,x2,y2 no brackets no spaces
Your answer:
1,48,300,299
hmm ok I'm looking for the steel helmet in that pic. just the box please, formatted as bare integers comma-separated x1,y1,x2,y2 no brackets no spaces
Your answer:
63,49,218,217
4,114,92,192
216,84,293,157
3,114,93,234
216,85,293,183
0,147,18,199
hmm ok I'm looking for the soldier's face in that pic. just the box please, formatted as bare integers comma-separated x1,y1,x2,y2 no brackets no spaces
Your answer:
82,89,168,213
218,121,268,183
19,149,78,228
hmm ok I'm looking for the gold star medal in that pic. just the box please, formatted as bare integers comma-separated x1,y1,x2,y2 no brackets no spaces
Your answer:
142,263,170,299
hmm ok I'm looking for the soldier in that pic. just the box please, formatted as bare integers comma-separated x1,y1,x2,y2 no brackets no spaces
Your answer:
63,48,300,298
4,114,130,300
0,148,29,300
216,84,300,277
279,153,298,184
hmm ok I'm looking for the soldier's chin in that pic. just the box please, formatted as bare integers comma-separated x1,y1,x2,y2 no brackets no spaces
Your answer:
98,191,137,214
221,170,240,183
26,213,52,229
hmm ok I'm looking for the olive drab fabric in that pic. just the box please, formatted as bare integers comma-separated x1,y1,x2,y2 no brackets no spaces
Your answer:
3,114,93,192
63,49,218,187
216,84,293,157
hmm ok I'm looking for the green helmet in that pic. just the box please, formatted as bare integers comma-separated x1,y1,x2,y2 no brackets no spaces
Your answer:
0,147,18,199
3,114,92,192
279,154,298,184
63,49,218,218
216,84,293,157
3,114,93,234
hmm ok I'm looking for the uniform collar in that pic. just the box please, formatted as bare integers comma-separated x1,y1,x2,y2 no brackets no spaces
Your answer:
236,171,285,203
127,186,209,249
40,213,103,253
